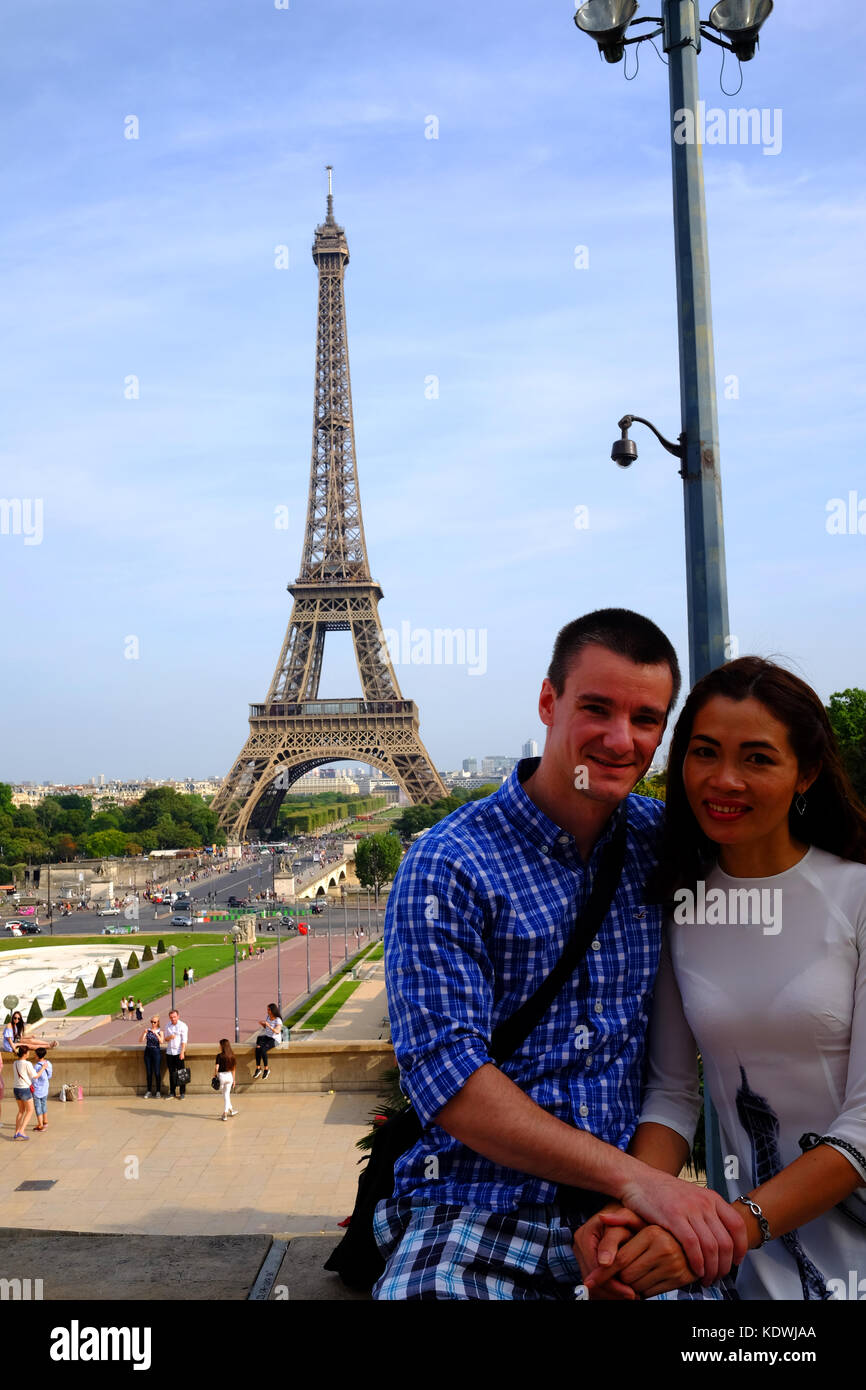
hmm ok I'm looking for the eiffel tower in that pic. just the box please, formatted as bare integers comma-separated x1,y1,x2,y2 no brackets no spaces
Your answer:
212,171,446,841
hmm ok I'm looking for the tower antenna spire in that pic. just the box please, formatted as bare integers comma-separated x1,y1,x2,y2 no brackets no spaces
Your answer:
326,164,334,222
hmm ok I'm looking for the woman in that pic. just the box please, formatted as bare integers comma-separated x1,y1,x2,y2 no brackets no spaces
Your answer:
139,1015,164,1098
2,1011,25,1052
252,1004,283,1080
12,1045,39,1139
214,1039,237,1119
579,658,866,1300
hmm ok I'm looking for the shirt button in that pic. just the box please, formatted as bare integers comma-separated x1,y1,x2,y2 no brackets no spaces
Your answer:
558,834,569,845
585,1057,592,1068
590,939,601,951
540,844,549,855
594,1001,603,1014
579,1104,589,1117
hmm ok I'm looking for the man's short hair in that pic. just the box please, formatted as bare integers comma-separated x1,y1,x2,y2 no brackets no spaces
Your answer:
547,608,681,711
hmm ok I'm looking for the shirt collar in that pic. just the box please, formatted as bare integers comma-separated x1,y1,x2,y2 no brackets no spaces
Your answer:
495,756,627,863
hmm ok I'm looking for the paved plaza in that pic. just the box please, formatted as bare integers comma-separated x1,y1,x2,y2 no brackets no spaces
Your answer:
0,1089,374,1238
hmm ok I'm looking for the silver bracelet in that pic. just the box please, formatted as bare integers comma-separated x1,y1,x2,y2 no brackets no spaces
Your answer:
736,1194,772,1245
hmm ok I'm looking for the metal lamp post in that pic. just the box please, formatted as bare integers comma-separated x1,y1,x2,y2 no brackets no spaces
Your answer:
231,927,241,1043
167,944,179,1011
276,914,282,1017
573,0,774,1196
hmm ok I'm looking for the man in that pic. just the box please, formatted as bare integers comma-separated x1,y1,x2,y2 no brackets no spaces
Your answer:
164,1009,188,1099
374,609,746,1300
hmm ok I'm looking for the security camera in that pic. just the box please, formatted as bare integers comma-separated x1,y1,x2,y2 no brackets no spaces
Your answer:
611,435,638,467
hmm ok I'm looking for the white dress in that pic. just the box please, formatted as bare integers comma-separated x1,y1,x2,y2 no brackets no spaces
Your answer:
640,846,866,1300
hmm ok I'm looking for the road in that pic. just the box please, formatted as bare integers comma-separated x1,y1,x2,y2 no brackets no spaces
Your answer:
7,858,385,939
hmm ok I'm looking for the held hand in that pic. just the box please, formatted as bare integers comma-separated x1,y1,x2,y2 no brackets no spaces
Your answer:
590,1220,701,1299
573,1206,644,1301
619,1167,747,1285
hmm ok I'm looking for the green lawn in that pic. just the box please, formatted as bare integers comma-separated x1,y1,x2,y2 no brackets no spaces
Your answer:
0,932,263,954
282,939,380,1028
66,945,255,1016
300,978,361,1030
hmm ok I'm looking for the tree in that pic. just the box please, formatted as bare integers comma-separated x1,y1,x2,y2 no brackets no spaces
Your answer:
827,689,866,803
93,966,108,988
142,944,154,962
51,988,66,1011
156,939,166,954
27,998,43,1024
633,772,666,801
127,951,139,969
354,833,403,897
111,958,123,978
74,978,87,998
87,829,129,859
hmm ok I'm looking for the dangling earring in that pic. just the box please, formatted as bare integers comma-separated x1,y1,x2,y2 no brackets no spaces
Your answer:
794,792,808,816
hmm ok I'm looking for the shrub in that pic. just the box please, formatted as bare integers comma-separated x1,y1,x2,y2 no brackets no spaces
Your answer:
156,939,166,955
142,944,154,962
51,988,66,1011
111,958,123,979
127,951,139,969
74,978,87,999
27,998,43,1024
93,965,107,988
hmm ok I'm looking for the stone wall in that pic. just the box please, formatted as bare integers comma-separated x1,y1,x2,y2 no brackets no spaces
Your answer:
43,1040,395,1096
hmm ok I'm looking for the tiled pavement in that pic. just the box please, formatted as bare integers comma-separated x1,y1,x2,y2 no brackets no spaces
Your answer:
0,1090,373,1237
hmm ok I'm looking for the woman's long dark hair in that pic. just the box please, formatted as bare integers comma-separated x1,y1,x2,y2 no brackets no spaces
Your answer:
9,1012,24,1040
648,657,866,903
217,1039,235,1068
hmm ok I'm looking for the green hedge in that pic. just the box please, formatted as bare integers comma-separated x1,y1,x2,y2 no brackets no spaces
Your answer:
74,978,87,999
27,998,43,1024
52,988,66,1011
93,965,107,988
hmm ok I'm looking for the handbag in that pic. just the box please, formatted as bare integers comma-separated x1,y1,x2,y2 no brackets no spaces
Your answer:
176,1066,191,1085
211,1076,221,1091
323,812,628,1291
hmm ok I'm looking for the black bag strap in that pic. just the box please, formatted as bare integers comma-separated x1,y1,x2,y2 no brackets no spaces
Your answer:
488,810,628,1065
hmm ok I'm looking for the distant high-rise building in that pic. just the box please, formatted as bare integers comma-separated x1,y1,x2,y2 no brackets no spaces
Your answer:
462,758,477,774
482,756,518,776
522,739,539,759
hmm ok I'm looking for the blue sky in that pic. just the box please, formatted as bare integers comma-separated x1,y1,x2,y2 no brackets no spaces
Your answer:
2,0,865,783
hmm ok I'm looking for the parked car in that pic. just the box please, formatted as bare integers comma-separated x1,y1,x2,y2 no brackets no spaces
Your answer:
96,907,120,917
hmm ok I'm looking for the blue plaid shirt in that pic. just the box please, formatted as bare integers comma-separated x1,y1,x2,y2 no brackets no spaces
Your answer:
384,758,665,1211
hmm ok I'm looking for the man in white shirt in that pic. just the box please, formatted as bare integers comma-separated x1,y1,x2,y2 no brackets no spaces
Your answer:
164,1010,189,1099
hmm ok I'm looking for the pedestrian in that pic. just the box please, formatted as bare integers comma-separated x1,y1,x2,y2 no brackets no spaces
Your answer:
120,996,128,1021
139,1015,164,1097
12,1046,36,1139
3,1011,25,1052
164,1009,188,1098
135,999,143,1022
188,965,194,986
31,1047,53,1130
373,608,743,1301
214,1039,238,1119
182,967,190,989
252,1004,283,1080
0,1046,4,1127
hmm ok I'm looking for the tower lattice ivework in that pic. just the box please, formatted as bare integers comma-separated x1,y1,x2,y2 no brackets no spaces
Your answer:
211,172,446,840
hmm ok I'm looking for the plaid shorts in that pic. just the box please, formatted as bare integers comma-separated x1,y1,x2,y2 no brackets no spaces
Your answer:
372,1197,736,1301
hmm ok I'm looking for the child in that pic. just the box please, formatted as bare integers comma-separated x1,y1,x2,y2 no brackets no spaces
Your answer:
32,1048,53,1130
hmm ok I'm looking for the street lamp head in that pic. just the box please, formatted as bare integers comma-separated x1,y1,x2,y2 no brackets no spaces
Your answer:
574,0,639,63
167,944,179,957
708,0,773,62
611,429,638,467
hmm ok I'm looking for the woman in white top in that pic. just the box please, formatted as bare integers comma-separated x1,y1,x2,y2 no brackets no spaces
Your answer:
252,1004,283,1080
575,657,866,1300
12,1045,49,1140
